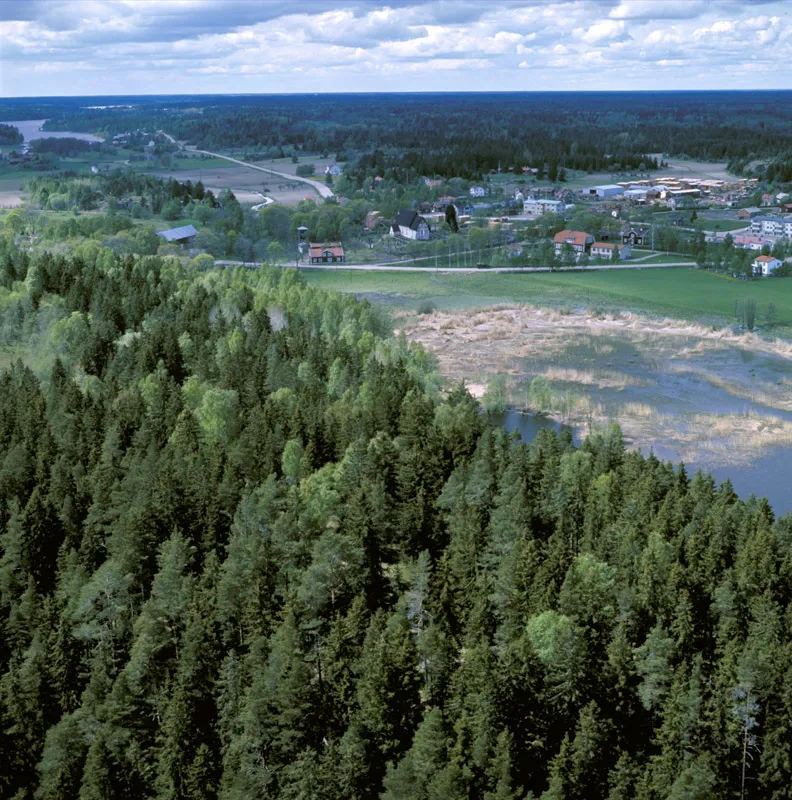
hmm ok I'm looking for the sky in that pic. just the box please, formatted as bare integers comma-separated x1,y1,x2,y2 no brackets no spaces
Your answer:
1,0,791,96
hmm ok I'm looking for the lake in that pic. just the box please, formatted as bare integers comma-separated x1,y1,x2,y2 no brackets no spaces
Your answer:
7,119,104,148
493,408,792,518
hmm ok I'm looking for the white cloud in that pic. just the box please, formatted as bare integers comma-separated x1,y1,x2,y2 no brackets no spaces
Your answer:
609,1,708,20
1,0,791,95
577,19,628,43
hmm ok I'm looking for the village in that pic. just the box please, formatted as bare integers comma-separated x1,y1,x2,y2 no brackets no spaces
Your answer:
289,164,792,277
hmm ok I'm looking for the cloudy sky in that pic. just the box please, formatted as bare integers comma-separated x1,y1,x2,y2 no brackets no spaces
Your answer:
1,0,791,96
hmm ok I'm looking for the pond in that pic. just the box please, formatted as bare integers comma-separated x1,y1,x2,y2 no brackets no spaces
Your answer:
492,408,792,518
408,307,792,519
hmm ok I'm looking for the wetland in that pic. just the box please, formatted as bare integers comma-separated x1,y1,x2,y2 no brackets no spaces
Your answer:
406,306,792,514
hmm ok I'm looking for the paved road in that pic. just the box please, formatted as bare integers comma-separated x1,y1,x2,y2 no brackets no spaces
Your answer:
216,260,695,274
158,130,334,199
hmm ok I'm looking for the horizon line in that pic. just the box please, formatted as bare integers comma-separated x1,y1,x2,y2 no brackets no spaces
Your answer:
3,88,792,100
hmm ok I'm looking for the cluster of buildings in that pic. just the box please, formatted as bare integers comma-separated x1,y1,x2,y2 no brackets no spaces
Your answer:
553,229,631,262
581,176,762,210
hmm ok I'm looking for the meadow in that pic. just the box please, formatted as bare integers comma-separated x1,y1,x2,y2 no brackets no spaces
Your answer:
303,267,792,334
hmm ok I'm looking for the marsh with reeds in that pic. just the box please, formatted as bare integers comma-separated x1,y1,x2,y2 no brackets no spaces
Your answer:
406,305,792,512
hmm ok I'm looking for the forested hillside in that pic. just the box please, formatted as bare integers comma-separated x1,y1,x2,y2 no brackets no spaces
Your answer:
1,243,792,799
23,91,792,178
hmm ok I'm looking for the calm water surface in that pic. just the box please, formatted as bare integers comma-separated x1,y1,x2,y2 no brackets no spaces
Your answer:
7,120,104,147
493,408,792,518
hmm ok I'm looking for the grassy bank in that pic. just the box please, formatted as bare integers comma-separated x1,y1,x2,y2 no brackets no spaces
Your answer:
302,267,792,335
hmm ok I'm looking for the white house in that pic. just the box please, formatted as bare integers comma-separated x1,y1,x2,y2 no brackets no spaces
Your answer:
524,197,564,216
591,242,632,261
392,210,431,240
325,164,342,176
470,186,486,197
752,255,783,276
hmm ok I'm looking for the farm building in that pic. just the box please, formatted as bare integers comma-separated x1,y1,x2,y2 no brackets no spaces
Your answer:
583,184,624,198
156,224,198,247
623,188,648,203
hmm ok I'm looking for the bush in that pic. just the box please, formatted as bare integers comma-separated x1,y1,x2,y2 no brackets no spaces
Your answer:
296,164,316,177
416,300,436,315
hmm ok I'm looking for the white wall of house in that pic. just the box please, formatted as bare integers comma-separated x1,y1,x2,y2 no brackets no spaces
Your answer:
753,257,782,276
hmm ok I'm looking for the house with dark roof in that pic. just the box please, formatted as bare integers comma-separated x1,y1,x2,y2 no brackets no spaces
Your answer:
622,227,649,246
553,229,594,261
309,243,345,264
156,224,198,247
392,210,431,240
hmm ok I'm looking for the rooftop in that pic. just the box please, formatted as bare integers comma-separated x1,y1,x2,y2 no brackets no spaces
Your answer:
554,229,593,247
309,242,344,258
156,224,198,243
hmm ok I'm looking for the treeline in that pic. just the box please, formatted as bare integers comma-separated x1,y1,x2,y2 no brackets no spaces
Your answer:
0,123,23,146
1,244,792,798
29,139,101,157
36,91,792,177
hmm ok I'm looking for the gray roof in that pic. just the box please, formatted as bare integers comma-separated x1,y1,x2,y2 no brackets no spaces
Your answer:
395,210,427,230
157,224,198,242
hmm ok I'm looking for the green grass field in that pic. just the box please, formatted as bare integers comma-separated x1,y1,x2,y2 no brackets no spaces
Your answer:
302,267,792,334
632,254,696,265
692,218,750,233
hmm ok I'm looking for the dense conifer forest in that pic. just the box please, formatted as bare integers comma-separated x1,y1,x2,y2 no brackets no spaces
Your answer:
5,91,792,179
0,235,791,799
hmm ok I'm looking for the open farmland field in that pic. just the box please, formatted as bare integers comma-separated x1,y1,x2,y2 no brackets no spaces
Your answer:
303,267,792,335
0,174,28,207
247,155,338,177
145,164,318,205
654,156,733,181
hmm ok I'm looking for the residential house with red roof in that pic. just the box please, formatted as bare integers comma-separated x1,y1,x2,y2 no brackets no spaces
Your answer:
553,230,594,261
309,243,345,264
752,254,782,276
